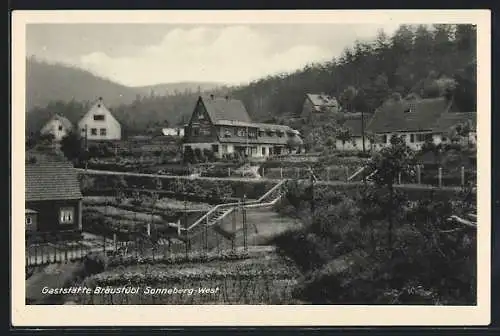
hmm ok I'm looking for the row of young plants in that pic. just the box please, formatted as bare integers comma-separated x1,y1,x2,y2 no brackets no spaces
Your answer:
105,249,251,268
84,259,298,286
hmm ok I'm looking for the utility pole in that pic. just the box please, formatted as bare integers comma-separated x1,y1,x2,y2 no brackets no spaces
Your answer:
361,110,366,154
84,124,88,172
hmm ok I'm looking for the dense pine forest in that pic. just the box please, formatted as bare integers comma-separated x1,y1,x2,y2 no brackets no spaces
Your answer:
26,24,476,135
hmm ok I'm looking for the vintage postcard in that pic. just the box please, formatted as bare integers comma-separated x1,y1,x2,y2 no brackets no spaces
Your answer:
11,9,491,326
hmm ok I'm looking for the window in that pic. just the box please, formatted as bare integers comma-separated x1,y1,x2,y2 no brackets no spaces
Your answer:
59,208,74,225
100,128,107,136
262,147,266,155
26,216,32,226
410,134,415,143
382,135,387,143
416,133,430,142
233,128,238,136
258,131,264,137
441,136,448,142
212,144,219,153
93,114,105,121
91,128,97,135
58,125,63,131
222,145,228,153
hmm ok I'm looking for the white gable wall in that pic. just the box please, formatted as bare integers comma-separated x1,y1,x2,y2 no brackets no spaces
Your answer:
40,118,72,142
78,102,121,141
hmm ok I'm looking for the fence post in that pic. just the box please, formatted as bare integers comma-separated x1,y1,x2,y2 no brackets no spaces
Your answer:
461,166,465,187
177,219,181,236
398,172,402,185
280,167,283,179
262,167,265,178
417,165,421,185
438,167,443,188
113,233,117,252
228,168,231,177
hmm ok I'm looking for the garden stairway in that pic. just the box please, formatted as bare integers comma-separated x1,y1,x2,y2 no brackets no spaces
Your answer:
179,179,288,249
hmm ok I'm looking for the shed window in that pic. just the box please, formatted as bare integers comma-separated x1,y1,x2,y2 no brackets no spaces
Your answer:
59,207,74,225
93,114,105,121
90,128,97,135
100,128,107,136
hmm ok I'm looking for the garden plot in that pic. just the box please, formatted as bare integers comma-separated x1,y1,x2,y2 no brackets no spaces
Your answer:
70,246,302,305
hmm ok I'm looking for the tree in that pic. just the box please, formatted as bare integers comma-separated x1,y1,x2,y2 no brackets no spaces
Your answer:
336,128,352,151
339,86,358,112
367,135,416,252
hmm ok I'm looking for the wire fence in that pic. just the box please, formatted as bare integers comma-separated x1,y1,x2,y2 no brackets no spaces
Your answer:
26,204,260,267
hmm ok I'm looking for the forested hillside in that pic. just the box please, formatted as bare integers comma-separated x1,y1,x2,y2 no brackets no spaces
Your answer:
26,24,476,135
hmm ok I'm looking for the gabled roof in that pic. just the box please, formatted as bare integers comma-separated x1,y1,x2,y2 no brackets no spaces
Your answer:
366,97,454,133
25,150,83,202
201,96,252,123
41,114,73,132
52,114,73,129
365,100,408,133
432,112,477,133
306,93,339,107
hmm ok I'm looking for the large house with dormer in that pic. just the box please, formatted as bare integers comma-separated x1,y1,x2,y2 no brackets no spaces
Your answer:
78,97,122,142
183,95,303,158
364,97,476,151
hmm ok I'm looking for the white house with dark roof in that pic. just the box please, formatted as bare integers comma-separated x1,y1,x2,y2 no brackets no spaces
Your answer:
183,95,303,158
78,97,121,141
365,97,475,151
40,114,73,142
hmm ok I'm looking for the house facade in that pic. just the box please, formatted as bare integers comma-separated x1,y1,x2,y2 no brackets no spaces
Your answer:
183,95,303,158
25,149,83,238
301,93,340,121
365,97,475,151
78,97,122,141
40,114,73,142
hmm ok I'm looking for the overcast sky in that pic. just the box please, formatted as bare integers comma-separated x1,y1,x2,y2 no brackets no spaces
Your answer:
26,23,401,87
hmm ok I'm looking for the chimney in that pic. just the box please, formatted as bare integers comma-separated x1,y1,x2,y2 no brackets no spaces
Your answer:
210,94,214,100
97,96,103,108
